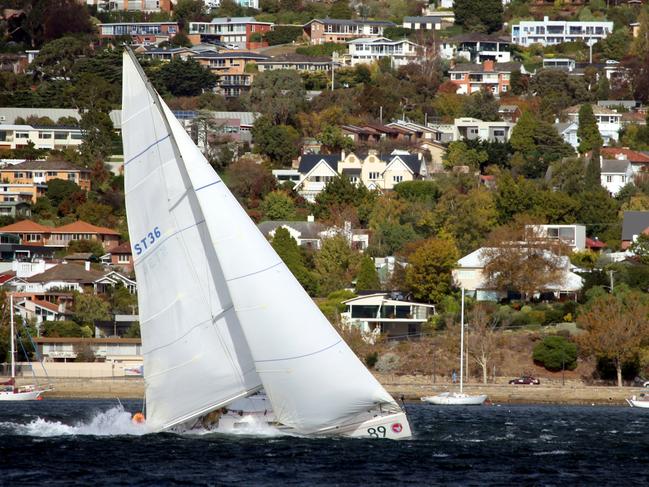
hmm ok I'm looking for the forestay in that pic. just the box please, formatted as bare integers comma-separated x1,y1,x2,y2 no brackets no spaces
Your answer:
121,51,261,431
158,87,399,433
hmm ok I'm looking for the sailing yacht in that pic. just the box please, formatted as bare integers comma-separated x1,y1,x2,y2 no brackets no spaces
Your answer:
121,50,411,439
421,289,487,406
0,296,48,401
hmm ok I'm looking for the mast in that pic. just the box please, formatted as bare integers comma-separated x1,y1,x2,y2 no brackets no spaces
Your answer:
10,294,15,380
459,288,464,394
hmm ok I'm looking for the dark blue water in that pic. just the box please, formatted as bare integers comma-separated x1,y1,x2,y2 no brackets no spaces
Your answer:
1,400,648,485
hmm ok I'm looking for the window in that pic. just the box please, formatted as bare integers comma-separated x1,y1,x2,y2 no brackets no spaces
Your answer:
606,175,612,182
369,172,380,180
39,132,52,139
16,132,29,139
54,133,67,140
393,175,403,183
118,254,130,263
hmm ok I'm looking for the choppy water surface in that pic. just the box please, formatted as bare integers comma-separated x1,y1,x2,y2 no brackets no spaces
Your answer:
1,400,648,485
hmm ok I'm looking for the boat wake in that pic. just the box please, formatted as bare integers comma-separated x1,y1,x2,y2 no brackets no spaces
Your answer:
0,406,149,437
188,414,289,438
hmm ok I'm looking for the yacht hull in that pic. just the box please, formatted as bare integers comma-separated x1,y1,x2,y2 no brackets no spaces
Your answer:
0,388,43,401
421,393,488,406
627,398,649,408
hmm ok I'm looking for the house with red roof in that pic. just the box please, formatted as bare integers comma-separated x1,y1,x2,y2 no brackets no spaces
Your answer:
0,220,120,250
600,147,649,174
106,242,133,273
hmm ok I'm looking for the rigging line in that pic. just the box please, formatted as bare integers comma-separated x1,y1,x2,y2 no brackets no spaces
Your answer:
124,134,171,166
133,218,206,267
226,261,283,283
19,320,50,384
255,339,342,364
195,180,222,192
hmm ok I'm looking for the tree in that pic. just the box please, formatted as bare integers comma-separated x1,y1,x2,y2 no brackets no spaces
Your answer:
30,36,93,79
46,179,82,207
443,141,488,170
314,176,375,223
578,292,649,386
600,28,631,61
329,0,353,19
630,233,649,265
577,104,603,154
405,236,459,303
462,90,500,121
356,255,381,291
509,111,537,155
73,293,111,327
223,157,276,210
76,201,115,227
271,227,318,295
79,108,115,163
261,190,297,220
67,239,105,258
246,70,306,125
481,225,570,300
108,284,138,315
42,320,83,337
467,303,504,384
533,335,578,372
315,235,360,295
316,125,354,153
152,58,217,97
454,0,503,33
173,0,206,28
630,7,649,57
251,116,301,167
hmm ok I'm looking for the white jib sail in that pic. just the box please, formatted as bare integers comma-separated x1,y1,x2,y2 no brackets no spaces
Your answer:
153,84,399,433
122,51,261,431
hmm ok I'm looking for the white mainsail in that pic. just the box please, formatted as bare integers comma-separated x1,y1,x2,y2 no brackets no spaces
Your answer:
122,51,261,431
152,83,400,432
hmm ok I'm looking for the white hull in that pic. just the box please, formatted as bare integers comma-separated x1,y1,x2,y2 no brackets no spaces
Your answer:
0,388,43,401
627,398,649,408
421,392,488,406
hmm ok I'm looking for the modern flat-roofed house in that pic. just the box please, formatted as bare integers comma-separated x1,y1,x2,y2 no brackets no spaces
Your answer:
542,58,576,72
452,118,515,143
402,16,446,31
256,54,333,72
0,160,91,202
341,292,436,340
97,22,179,45
192,51,269,97
440,33,511,63
33,337,142,362
348,37,423,68
0,201,30,218
511,17,613,46
448,60,520,96
303,18,395,45
99,0,173,12
137,46,194,61
188,17,273,49
525,224,586,251
564,104,621,146
0,124,83,151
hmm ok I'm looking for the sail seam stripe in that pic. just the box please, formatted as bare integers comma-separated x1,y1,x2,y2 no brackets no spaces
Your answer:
124,134,170,166
255,339,342,363
195,180,221,192
134,219,206,266
227,261,283,282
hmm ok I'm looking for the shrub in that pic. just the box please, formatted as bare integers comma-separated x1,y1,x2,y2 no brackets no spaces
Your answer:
376,352,400,373
526,310,546,325
543,306,565,325
533,335,578,371
365,352,378,369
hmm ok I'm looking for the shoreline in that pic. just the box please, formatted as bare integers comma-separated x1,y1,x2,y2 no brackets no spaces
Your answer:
18,376,648,406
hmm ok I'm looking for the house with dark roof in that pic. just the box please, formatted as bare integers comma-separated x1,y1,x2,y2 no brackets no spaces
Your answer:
600,159,633,196
257,218,369,251
622,211,649,250
105,241,134,274
440,33,511,63
257,54,333,72
293,150,427,202
303,18,395,45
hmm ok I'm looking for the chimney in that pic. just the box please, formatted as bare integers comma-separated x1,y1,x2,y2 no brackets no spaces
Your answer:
85,261,90,271
616,153,625,160
483,60,494,72
307,215,315,222
341,149,346,161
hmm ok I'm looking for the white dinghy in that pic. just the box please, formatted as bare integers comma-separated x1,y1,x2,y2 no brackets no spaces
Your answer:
627,394,649,408
421,289,487,406
121,49,411,439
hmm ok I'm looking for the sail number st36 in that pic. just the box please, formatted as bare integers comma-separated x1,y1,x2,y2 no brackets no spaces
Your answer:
134,226,162,255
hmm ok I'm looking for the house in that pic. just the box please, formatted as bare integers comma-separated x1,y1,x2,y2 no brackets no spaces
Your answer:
205,0,259,8
564,104,621,146
452,118,515,143
14,294,71,326
525,224,587,251
256,54,333,72
98,0,173,12
0,107,122,131
402,16,447,31
293,151,428,202
188,17,273,49
498,105,522,123
105,241,133,273
440,33,511,63
0,160,91,202
172,110,260,145
341,292,435,340
0,201,30,218
0,220,120,250
348,37,423,68
0,124,83,151
621,211,649,250
257,219,369,251
554,121,579,151
542,58,576,72
448,60,521,96
192,51,270,98
511,17,613,46
601,147,649,174
97,22,180,45
601,159,633,196
453,247,583,301
12,262,136,294
303,18,395,45
137,46,194,61
33,337,142,362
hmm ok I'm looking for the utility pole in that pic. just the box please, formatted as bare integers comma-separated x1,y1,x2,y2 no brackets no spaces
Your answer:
609,269,614,292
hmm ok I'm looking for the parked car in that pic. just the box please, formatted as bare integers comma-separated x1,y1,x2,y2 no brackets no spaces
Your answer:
509,376,540,385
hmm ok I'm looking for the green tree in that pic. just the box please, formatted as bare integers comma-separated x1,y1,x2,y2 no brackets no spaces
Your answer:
533,335,578,371
630,233,649,264
405,236,459,303
108,284,138,315
152,58,217,97
355,255,381,291
246,70,306,125
124,322,141,338
251,116,301,166
329,0,353,19
443,141,488,170
42,320,83,337
630,7,649,57
454,0,503,33
577,104,603,154
261,190,297,220
73,293,111,326
66,239,106,258
314,176,375,222
173,0,206,27
599,28,631,61
79,108,115,163
315,235,360,295
76,201,114,227
462,90,500,121
316,125,354,153
30,35,93,79
46,179,82,207
271,227,318,295
509,111,537,154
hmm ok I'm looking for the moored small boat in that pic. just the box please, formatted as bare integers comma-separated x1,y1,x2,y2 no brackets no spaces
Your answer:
627,394,649,408
421,392,488,406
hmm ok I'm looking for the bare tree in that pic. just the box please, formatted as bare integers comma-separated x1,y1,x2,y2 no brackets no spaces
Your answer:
467,303,505,384
577,293,649,387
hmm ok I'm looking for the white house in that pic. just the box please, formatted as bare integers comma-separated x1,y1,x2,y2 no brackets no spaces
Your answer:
257,219,369,251
525,224,587,251
511,17,613,46
564,104,621,146
0,124,83,151
428,118,515,143
341,292,435,340
600,158,633,196
440,33,511,63
554,121,579,151
348,37,423,68
453,247,583,301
